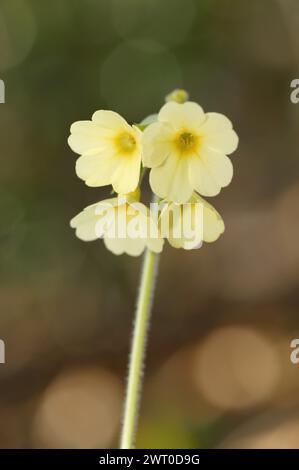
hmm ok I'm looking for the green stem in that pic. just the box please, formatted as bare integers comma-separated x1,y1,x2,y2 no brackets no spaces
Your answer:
120,248,160,449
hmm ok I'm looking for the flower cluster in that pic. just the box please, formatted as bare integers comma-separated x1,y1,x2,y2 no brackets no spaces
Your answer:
69,91,238,256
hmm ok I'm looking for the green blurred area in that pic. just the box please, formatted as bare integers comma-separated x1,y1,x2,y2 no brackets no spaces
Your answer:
1,0,299,449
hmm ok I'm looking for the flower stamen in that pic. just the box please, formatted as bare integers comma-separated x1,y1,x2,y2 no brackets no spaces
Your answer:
117,132,136,154
175,131,199,155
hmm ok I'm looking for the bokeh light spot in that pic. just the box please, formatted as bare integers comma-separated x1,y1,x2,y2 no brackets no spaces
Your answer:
33,366,122,448
0,0,36,71
192,326,280,410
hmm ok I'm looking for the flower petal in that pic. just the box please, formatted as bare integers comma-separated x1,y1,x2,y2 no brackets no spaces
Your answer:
92,110,129,130
197,195,225,242
95,197,119,214
158,101,205,129
199,113,239,154
160,202,203,250
189,151,233,197
146,236,164,253
104,236,146,257
111,154,141,194
201,150,233,188
68,121,111,155
70,204,99,241
142,122,171,168
150,153,193,203
75,150,120,187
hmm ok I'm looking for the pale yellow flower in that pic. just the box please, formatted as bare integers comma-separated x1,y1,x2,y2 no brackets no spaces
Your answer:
70,195,163,257
68,110,142,194
142,101,238,203
160,193,225,250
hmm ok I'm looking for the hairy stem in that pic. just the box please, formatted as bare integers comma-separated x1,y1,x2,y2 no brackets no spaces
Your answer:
120,248,160,449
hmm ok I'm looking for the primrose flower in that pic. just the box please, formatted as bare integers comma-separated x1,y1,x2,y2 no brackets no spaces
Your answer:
68,110,142,194
70,194,163,257
160,193,225,250
142,101,238,203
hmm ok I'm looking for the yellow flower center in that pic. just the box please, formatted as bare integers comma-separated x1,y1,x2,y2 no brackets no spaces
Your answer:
174,131,199,155
117,132,136,154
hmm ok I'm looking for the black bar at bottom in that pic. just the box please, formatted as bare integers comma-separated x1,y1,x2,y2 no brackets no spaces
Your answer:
0,449,298,466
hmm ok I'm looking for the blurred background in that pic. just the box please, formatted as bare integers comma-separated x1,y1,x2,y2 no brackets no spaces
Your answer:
1,0,299,449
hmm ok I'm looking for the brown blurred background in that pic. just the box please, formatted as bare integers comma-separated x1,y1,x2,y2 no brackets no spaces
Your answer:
1,0,299,449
